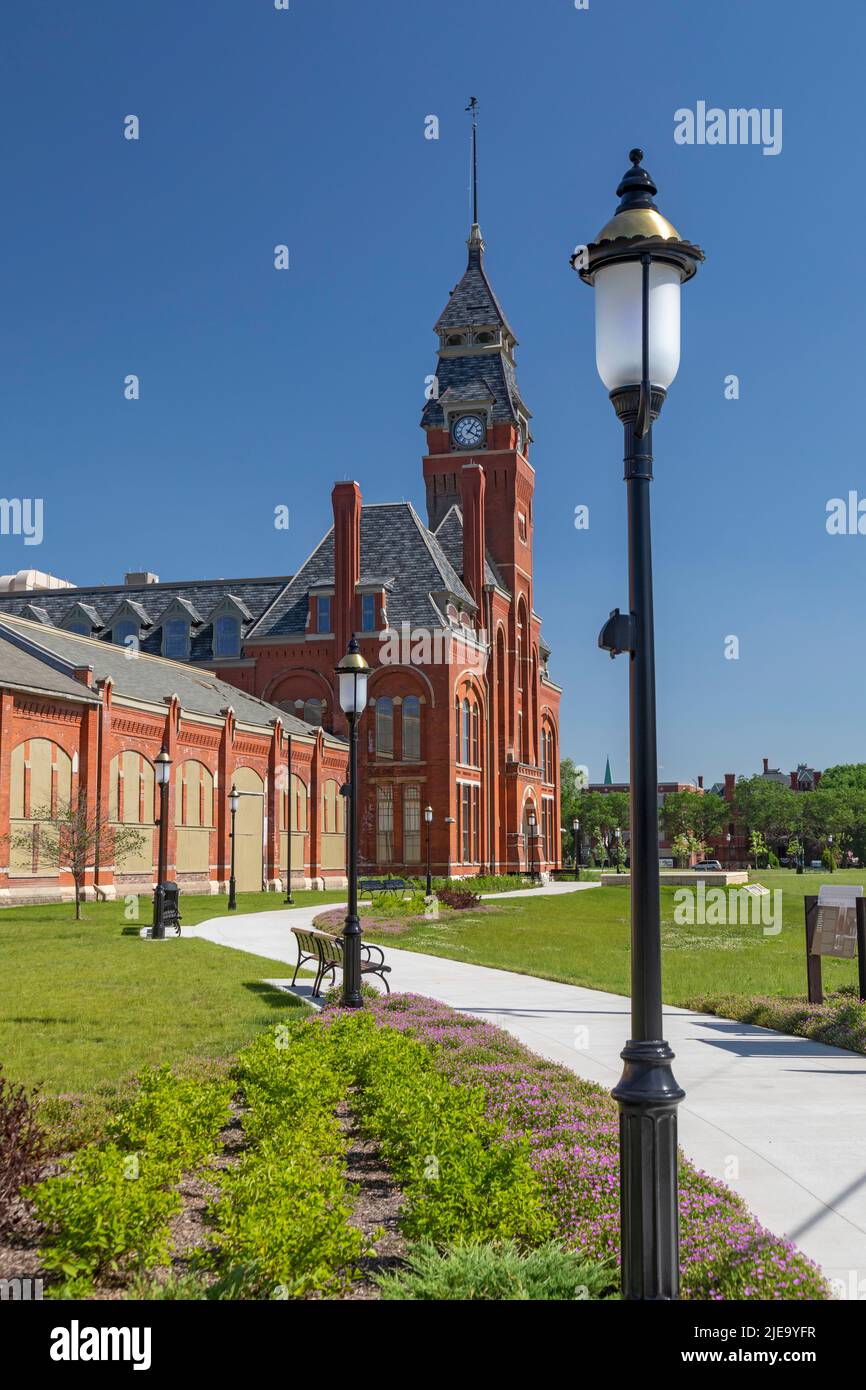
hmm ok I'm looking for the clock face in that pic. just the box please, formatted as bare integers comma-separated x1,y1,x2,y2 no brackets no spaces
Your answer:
452,414,486,450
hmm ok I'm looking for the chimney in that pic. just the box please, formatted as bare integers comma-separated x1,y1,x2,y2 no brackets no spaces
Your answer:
460,463,486,609
762,757,769,774
332,481,362,661
125,571,159,586
790,771,798,789
697,775,704,790
724,772,735,801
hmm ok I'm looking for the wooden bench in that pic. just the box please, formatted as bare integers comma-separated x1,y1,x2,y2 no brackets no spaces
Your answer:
358,878,410,901
290,926,391,997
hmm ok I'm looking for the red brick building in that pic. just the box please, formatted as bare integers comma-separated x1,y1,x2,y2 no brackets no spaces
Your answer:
0,216,562,884
0,613,348,907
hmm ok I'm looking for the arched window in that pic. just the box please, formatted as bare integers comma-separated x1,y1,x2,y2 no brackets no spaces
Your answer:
376,698,393,759
471,703,480,767
175,760,215,828
455,697,461,761
304,697,323,728
402,696,421,761
461,698,471,765
214,616,240,658
446,334,465,346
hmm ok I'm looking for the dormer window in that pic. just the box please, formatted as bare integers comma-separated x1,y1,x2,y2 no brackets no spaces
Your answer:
475,331,495,345
361,593,376,632
163,618,189,660
317,596,332,634
446,334,466,347
113,619,139,647
214,615,241,658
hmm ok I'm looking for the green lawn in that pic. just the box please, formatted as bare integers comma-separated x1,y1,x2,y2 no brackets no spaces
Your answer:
0,890,343,1100
364,870,864,1005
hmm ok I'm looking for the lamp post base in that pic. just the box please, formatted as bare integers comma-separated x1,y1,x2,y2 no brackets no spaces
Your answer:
612,1039,684,1301
342,913,363,1008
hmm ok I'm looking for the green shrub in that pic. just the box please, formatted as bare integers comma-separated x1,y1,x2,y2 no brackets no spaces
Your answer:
107,1065,234,1170
377,1239,619,1301
368,890,428,919
29,1143,181,1285
203,1023,365,1298
0,1066,46,1236
324,1012,552,1246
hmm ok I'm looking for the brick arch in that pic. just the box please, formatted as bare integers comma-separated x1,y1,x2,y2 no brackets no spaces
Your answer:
262,667,333,707
366,664,436,707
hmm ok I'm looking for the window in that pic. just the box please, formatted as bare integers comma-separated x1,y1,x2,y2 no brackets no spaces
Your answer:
461,784,471,863
304,697,323,728
475,331,495,344
461,698,471,765
317,596,332,633
376,698,393,759
471,704,480,768
377,786,393,863
361,594,376,632
403,786,421,863
517,712,524,762
402,696,421,761
163,619,188,660
472,785,480,862
66,622,89,636
517,635,523,688
113,619,138,647
215,615,240,657
455,698,461,761
518,512,527,543
446,334,465,346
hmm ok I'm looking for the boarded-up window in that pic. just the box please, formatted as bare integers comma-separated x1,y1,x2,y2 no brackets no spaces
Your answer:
377,786,394,863
403,786,420,863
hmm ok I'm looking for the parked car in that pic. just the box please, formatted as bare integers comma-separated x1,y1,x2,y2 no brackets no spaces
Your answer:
693,860,723,871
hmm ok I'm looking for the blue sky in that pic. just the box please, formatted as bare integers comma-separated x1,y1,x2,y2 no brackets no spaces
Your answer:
1,0,863,785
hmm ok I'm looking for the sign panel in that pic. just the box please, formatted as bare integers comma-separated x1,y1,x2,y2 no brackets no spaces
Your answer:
812,885,862,958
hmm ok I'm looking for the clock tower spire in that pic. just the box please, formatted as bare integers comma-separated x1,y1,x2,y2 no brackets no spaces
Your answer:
421,104,533,596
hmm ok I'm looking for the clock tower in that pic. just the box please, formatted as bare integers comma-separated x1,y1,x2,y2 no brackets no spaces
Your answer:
421,219,535,609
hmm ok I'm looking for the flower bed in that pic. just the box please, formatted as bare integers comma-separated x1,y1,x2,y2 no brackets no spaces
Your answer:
319,994,829,1301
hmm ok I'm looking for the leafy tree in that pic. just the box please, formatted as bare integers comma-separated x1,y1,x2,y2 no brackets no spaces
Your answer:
10,794,145,920
559,758,587,830
671,832,705,868
662,790,727,845
733,778,799,852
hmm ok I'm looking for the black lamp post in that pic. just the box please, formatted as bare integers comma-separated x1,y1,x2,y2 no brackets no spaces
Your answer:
284,732,294,904
573,149,704,1301
527,810,540,885
152,746,172,939
573,816,581,880
424,804,433,897
336,638,370,1008
227,784,239,911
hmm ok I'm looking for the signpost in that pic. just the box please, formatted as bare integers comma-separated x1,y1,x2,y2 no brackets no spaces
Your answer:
804,886,866,1004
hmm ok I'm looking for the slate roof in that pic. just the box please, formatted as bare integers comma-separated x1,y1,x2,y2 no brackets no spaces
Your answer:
433,504,507,593
0,576,288,663
0,628,101,703
247,503,477,639
434,237,515,336
422,235,528,431
0,613,335,740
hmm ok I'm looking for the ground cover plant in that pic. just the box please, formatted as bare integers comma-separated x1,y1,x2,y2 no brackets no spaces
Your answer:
29,1066,234,1295
684,986,866,1056
376,1238,618,1301
320,994,829,1301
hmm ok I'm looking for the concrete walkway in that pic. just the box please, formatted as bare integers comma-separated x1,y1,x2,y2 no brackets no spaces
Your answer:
187,895,866,1291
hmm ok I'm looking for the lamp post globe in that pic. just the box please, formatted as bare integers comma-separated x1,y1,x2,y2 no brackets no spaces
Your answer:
424,804,433,897
152,747,173,939
572,149,703,1302
336,638,370,1007
227,784,240,911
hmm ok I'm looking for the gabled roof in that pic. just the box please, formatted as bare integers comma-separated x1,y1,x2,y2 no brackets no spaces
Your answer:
0,613,341,742
247,502,476,640
20,603,50,624
155,595,204,626
0,576,288,663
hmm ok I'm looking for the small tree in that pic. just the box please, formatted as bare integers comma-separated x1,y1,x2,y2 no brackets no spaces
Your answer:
748,829,768,870
10,795,145,920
